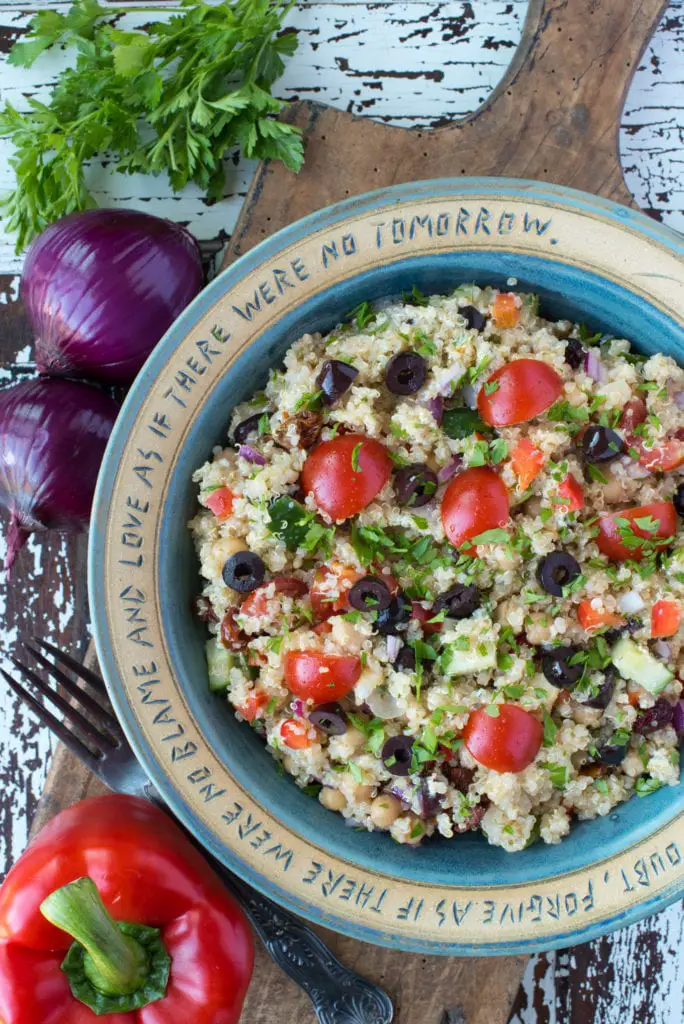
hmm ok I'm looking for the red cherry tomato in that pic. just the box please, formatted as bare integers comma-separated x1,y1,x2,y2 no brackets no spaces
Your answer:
281,719,312,750
596,502,677,562
651,600,681,638
556,474,584,512
302,434,393,520
510,438,545,491
464,704,543,773
634,438,684,472
236,691,268,722
441,467,510,549
205,486,236,519
620,398,647,433
411,601,443,635
240,576,308,619
477,359,563,427
284,651,362,704
310,564,362,621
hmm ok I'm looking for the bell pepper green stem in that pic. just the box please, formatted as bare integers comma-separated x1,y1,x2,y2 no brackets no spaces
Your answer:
40,877,149,996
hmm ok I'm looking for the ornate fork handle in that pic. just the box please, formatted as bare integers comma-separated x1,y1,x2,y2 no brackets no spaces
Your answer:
215,869,394,1024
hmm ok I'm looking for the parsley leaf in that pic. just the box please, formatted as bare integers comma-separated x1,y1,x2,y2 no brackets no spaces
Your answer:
542,709,557,747
1,0,304,251
267,496,334,555
442,407,489,440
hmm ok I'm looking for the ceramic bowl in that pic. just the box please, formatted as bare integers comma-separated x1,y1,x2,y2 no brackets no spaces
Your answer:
90,179,684,955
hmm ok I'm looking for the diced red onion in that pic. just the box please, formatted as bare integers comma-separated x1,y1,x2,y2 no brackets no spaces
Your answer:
427,396,444,424
461,382,478,408
365,688,402,720
437,366,465,398
386,636,401,661
620,455,650,479
584,349,608,383
617,590,645,615
417,779,444,819
238,444,266,465
673,390,684,409
291,698,306,718
653,639,672,661
22,210,204,384
438,456,463,483
673,700,684,735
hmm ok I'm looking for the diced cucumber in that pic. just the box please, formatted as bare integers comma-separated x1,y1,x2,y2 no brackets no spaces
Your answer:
206,639,235,693
440,624,497,678
611,637,673,695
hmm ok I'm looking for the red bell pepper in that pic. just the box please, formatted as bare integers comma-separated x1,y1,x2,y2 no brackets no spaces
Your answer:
0,795,254,1023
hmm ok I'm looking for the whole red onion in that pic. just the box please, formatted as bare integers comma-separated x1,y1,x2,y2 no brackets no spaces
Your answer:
22,210,204,384
0,378,118,571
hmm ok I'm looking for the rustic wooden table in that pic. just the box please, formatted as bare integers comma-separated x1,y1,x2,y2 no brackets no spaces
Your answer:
0,2,682,1022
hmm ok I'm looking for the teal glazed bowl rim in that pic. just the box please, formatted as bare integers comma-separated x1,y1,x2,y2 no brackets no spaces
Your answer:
90,178,684,956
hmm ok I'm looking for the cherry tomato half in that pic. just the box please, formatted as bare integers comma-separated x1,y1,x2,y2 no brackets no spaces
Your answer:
284,651,362,704
556,474,584,513
651,599,681,638
302,434,393,520
634,438,684,473
464,704,543,773
240,576,308,619
477,359,563,427
441,467,510,549
596,501,677,562
281,719,312,750
620,398,647,433
310,564,361,621
411,601,443,635
236,691,268,722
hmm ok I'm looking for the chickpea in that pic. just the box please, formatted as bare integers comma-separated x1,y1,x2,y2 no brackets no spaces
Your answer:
319,787,347,812
370,793,402,829
344,727,367,752
212,535,248,577
525,614,553,646
353,784,375,802
281,755,297,775
601,470,628,505
397,815,425,846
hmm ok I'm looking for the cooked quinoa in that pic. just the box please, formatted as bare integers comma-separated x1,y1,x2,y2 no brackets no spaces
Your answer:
190,284,683,852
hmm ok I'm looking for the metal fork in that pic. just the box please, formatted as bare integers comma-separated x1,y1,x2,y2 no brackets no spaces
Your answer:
3,639,394,1024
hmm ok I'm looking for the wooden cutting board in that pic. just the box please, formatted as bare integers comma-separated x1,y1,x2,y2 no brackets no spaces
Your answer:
32,2,668,1021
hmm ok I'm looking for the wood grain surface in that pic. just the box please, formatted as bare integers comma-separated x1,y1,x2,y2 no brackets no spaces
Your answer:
0,2,682,1022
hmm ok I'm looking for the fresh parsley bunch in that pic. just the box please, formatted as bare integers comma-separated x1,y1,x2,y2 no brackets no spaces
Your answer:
0,0,304,251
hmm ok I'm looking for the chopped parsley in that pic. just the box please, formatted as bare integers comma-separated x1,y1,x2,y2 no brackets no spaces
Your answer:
542,709,557,747
541,762,567,789
351,441,363,472
267,496,334,556
442,406,489,440
635,775,664,797
294,390,323,412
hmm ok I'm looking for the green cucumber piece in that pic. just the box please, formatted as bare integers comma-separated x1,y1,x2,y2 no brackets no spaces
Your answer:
206,639,235,693
611,637,673,695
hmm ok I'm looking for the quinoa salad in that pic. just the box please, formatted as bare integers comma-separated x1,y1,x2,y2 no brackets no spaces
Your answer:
189,284,684,852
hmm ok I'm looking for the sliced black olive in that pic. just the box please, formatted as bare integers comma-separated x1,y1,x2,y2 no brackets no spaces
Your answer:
394,463,438,508
316,359,358,406
541,645,583,689
537,551,581,596
564,337,586,369
674,483,684,517
349,576,392,614
460,305,487,331
393,646,416,672
584,669,616,709
374,593,411,635
233,413,267,445
385,351,427,395
381,735,414,776
582,425,625,464
433,584,480,620
595,744,628,766
309,704,347,736
222,551,265,593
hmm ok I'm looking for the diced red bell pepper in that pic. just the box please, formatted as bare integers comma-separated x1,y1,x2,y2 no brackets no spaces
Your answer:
651,600,681,638
491,292,520,328
510,438,545,491
577,601,624,632
556,474,584,512
0,795,253,1023
204,486,236,519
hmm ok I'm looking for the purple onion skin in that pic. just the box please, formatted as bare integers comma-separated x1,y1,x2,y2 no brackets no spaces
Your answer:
23,210,204,384
0,378,118,571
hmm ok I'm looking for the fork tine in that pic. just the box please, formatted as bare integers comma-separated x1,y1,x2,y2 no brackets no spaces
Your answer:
24,642,121,736
8,655,117,751
0,668,102,771
31,638,107,693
